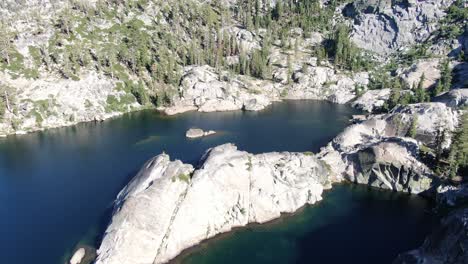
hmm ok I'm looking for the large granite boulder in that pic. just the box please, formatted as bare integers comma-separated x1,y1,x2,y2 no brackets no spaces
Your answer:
163,65,278,115
95,144,330,264
319,102,460,193
185,128,216,138
286,67,369,104
390,103,460,148
352,88,391,112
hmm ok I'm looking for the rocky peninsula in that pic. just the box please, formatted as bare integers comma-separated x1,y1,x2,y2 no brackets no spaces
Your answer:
93,95,467,264
0,0,466,263
95,144,330,264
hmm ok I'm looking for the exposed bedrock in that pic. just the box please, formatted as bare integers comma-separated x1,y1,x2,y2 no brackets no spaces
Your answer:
95,144,330,264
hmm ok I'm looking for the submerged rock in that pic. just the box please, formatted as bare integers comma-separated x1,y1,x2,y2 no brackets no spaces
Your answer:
69,248,85,264
437,184,468,208
393,207,468,264
185,128,216,138
68,246,96,264
95,144,330,264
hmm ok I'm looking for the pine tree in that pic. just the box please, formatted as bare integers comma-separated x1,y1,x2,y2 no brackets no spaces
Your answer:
287,54,292,84
254,0,261,30
414,73,428,102
440,60,452,92
57,7,73,37
273,1,283,20
0,25,13,65
407,115,418,138
448,111,468,179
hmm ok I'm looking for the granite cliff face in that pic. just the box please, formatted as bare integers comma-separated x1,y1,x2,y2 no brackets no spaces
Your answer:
349,0,455,55
96,144,330,264
319,102,460,193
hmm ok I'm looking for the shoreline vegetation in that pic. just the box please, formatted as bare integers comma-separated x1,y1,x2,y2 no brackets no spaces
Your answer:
0,0,465,263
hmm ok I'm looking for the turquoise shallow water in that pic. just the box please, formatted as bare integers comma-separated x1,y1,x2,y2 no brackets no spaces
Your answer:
0,100,436,264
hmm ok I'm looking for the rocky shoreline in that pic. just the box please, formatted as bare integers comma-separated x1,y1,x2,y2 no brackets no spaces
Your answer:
95,144,330,264
89,93,467,264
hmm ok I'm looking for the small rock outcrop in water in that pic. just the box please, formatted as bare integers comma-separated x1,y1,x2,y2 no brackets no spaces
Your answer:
393,207,468,264
185,128,216,138
95,144,329,264
68,246,96,264
69,248,85,264
319,102,460,194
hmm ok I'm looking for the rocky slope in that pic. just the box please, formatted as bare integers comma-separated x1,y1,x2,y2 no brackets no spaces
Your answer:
92,97,467,264
95,144,330,264
0,71,141,136
318,102,461,193
1,0,463,136
348,0,456,56
162,63,368,115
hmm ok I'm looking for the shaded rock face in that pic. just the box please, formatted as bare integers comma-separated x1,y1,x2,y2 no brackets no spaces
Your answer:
390,103,460,148
351,0,455,55
345,138,434,193
437,184,468,209
393,207,468,264
319,102,459,193
95,144,330,264
433,88,468,109
320,135,434,194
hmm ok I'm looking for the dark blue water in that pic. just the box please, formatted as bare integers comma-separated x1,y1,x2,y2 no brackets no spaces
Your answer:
180,184,436,264
0,101,435,264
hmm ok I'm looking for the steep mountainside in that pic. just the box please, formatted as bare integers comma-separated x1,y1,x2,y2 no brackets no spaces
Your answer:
0,0,465,136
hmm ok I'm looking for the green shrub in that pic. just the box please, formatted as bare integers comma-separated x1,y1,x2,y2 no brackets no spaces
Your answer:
177,173,190,183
